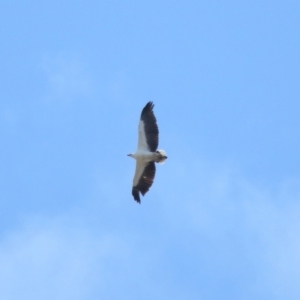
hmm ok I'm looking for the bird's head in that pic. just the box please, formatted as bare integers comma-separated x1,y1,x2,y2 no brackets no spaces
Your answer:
127,153,136,159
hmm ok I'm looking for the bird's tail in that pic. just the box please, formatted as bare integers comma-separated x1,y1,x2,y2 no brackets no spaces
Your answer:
155,150,168,164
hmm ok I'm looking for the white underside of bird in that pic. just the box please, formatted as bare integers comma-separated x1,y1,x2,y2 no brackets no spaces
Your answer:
129,121,167,186
128,102,167,203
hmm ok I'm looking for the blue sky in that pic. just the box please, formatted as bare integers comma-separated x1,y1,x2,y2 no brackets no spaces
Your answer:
1,1,300,299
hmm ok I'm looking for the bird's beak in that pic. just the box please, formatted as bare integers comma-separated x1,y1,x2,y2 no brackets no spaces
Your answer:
127,154,131,156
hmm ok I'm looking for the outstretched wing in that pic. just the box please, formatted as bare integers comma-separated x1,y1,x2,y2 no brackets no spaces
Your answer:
132,162,156,203
137,102,159,152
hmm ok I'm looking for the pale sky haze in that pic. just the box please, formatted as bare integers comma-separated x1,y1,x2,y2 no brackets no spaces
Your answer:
1,1,300,299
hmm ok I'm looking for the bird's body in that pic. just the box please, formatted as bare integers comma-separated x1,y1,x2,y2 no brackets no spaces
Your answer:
128,102,167,203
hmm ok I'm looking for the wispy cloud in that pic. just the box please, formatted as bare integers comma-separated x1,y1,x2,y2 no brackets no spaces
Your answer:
160,153,300,299
1,154,299,299
0,211,183,300
0,213,129,299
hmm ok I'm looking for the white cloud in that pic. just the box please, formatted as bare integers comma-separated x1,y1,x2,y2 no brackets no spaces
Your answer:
0,213,127,299
159,153,300,299
0,211,182,300
1,153,300,299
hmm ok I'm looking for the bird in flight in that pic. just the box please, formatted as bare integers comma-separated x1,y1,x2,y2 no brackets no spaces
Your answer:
128,102,167,203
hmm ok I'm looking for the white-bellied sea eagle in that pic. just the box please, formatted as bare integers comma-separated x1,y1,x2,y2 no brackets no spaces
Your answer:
128,102,167,203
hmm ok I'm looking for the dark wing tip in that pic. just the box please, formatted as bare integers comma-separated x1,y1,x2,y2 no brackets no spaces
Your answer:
132,162,156,204
132,187,141,204
141,101,154,117
140,102,159,152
